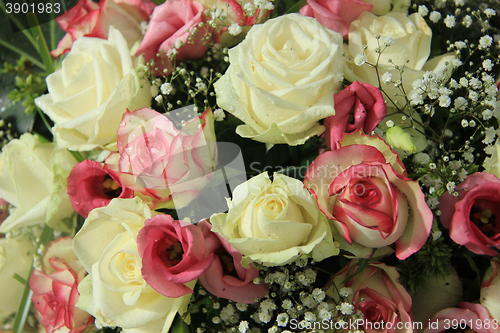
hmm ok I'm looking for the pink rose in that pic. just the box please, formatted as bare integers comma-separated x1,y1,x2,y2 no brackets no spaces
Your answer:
439,172,500,256
299,0,372,39
137,215,213,298
106,108,217,210
135,0,209,75
30,238,93,333
198,220,269,303
52,0,154,57
424,303,498,333
331,260,413,333
324,81,387,150
304,131,432,259
67,160,134,218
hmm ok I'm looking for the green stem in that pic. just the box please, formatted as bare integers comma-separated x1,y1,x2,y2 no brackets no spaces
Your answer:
285,0,307,13
0,38,45,70
12,265,34,333
0,0,39,50
36,106,53,134
27,13,55,74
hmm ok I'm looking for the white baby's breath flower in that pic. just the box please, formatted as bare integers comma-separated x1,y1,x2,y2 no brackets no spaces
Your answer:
485,8,496,17
454,41,467,49
213,108,226,121
454,97,468,110
415,152,430,164
228,23,243,36
276,313,289,327
167,48,178,59
429,11,442,23
154,95,163,103
354,54,367,66
451,58,463,67
454,0,464,6
483,59,493,71
340,302,355,315
339,287,352,297
160,82,173,95
462,15,473,28
239,321,249,333
381,72,392,84
444,15,456,28
459,77,468,87
439,95,451,107
483,109,494,120
418,5,429,16
479,35,493,49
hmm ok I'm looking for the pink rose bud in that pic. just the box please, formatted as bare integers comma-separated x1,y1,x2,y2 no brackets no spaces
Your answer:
324,81,387,150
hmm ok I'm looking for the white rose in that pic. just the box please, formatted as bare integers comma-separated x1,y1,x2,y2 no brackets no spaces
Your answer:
481,258,500,321
346,11,455,107
484,139,500,178
214,13,344,146
0,134,77,233
0,236,35,322
210,172,338,266
73,198,191,333
35,27,151,151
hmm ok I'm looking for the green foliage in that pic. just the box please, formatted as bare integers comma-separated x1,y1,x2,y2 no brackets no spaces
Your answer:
1,57,47,116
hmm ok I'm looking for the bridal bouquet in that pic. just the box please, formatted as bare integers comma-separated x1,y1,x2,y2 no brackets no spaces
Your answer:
0,0,499,332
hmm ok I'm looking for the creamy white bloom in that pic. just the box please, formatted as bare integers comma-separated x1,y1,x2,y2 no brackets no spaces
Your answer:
0,236,35,322
346,11,455,108
210,172,338,266
35,27,151,151
215,14,344,146
74,198,191,333
0,133,77,233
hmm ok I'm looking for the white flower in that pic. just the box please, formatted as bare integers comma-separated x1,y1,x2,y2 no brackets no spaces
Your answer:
462,15,473,28
444,15,456,28
463,151,474,162
427,197,439,209
483,59,494,71
455,41,467,49
415,152,430,164
418,5,429,16
438,95,451,107
160,82,173,95
174,38,183,49
454,0,464,6
228,23,243,36
339,287,352,297
458,169,468,181
469,91,479,102
380,36,395,46
154,95,163,103
276,313,289,327
483,127,497,145
483,109,494,120
470,77,482,89
485,8,496,17
459,77,468,87
449,78,460,89
354,54,367,66
239,321,249,333
381,71,392,84
215,14,344,145
213,108,226,121
340,302,355,315
429,11,442,23
480,35,493,49
304,312,316,322
446,181,456,193
35,28,151,151
454,97,468,110
451,58,463,67
386,120,395,127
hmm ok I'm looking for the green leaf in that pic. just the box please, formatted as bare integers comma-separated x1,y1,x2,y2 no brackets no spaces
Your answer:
464,253,481,284
171,315,189,333
285,0,307,13
27,13,55,74
342,258,369,283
